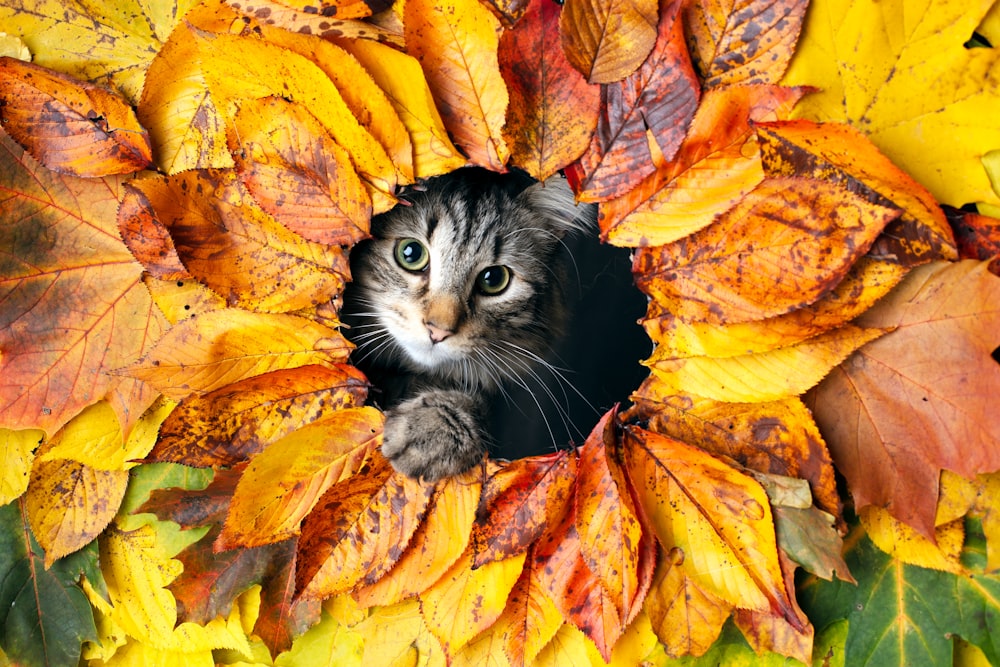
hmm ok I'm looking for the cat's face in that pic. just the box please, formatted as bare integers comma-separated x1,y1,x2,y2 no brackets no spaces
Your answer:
344,168,589,390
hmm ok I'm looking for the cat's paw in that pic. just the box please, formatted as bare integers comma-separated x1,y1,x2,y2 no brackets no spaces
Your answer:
381,390,486,482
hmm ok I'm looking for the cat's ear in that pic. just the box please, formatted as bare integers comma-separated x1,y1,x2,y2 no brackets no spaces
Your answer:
521,175,596,238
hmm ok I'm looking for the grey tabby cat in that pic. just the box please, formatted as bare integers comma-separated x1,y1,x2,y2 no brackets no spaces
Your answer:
342,167,595,481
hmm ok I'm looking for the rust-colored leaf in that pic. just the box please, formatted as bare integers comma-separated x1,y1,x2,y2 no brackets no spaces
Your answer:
296,455,435,599
575,410,644,625
148,365,369,468
260,0,382,20
117,183,190,281
946,207,1000,261
0,131,166,436
232,97,373,246
405,0,509,170
217,406,383,550
633,176,900,325
0,57,151,176
598,84,806,247
131,170,349,314
558,0,659,84
471,448,577,567
490,555,565,666
630,382,841,520
499,0,601,181
624,426,800,626
122,308,351,400
684,0,808,87
757,119,958,265
566,0,700,201
809,260,1000,537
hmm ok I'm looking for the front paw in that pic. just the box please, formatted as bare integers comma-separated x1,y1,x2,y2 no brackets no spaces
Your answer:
381,391,486,482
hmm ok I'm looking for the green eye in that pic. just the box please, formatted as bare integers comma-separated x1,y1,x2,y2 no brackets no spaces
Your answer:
476,265,511,295
394,238,429,272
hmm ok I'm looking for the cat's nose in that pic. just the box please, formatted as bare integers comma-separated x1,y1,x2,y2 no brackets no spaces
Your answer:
426,323,453,344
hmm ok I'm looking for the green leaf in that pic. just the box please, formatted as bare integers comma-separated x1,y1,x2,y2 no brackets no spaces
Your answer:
0,500,98,667
669,621,792,666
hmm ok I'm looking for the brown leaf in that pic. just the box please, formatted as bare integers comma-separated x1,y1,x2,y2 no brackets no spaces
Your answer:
633,176,900,325
0,57,151,176
138,467,240,530
945,207,1000,261
0,131,166,435
471,448,577,567
405,0,509,170
598,84,806,246
566,0,700,201
684,0,808,87
558,0,659,84
499,0,601,181
148,365,369,468
757,119,958,265
809,260,1000,537
118,183,190,281
773,505,853,583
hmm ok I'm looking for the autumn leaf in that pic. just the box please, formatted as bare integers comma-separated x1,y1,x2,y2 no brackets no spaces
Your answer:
947,207,1000,261
0,57,152,176
0,428,42,505
683,0,808,87
118,184,190,281
0,130,166,436
558,0,659,84
498,0,601,182
809,260,1000,538
566,0,700,202
405,0,509,170
781,0,1000,207
486,557,565,666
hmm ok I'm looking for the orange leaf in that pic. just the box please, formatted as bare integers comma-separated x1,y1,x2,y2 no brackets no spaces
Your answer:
575,410,644,625
122,308,351,400
471,449,577,567
598,84,805,246
558,0,659,84
809,260,1000,537
148,364,369,468
405,0,508,170
624,426,800,625
0,57,151,176
757,119,958,265
566,0,700,201
26,457,128,567
420,547,527,657
296,455,435,599
0,132,166,435
499,0,600,181
261,0,380,20
353,471,482,607
118,183,189,281
221,0,404,44
232,97,372,246
684,0,808,87
218,406,383,549
633,176,900,325
131,170,349,313
491,557,565,666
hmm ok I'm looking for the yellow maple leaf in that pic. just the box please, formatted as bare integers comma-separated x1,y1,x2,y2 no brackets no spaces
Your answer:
781,0,1000,208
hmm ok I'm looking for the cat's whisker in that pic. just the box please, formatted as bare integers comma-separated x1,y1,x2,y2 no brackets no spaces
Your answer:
499,350,586,446
497,339,600,418
479,346,561,451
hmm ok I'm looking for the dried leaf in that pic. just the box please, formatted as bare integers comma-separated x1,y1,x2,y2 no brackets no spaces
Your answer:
773,506,853,582
122,308,351,400
809,260,1000,537
118,183,190,280
148,364,368,468
684,0,808,86
491,557,565,666
0,58,151,176
558,0,659,84
405,0,509,170
633,176,900,325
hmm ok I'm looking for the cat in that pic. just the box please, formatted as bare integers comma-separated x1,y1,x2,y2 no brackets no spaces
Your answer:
341,167,596,482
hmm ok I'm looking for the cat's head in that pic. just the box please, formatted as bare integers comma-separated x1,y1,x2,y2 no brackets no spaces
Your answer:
343,167,593,390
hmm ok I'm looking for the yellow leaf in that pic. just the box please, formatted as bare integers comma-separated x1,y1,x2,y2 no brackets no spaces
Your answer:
273,602,364,667
859,506,965,574
218,407,382,549
0,428,42,503
531,623,595,667
333,37,467,180
419,548,527,656
645,325,888,403
937,470,979,527
122,308,352,400
405,0,509,170
143,276,226,325
27,456,127,566
781,0,1000,207
973,472,1000,572
37,401,123,470
0,33,30,60
352,599,446,667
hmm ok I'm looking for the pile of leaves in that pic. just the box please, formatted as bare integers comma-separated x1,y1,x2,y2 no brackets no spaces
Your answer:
1,0,999,665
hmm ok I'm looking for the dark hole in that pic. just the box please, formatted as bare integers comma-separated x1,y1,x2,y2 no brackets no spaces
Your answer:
992,345,1000,365
489,234,651,459
965,31,992,48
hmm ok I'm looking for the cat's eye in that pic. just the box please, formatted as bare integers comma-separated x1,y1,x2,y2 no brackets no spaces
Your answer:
476,265,511,295
394,238,429,272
